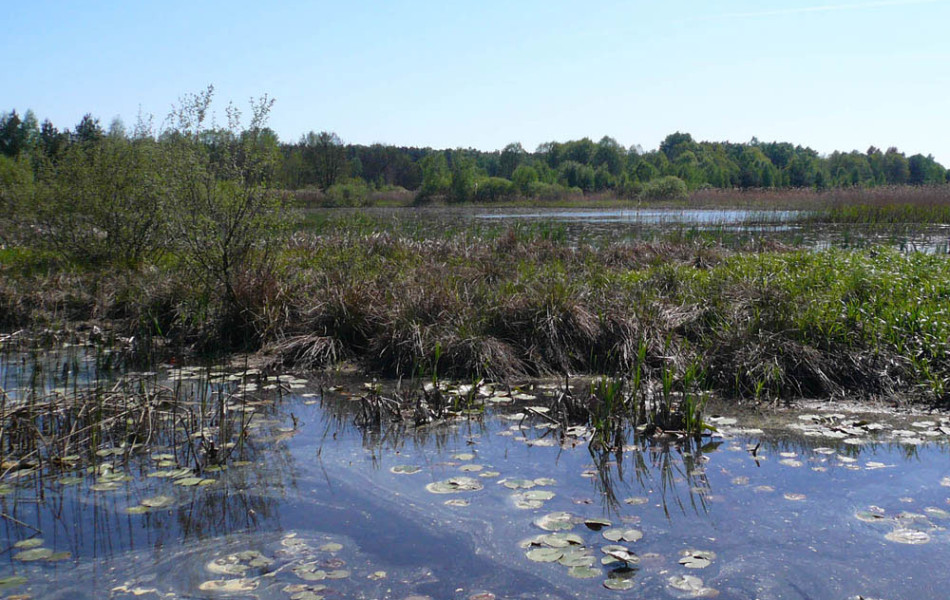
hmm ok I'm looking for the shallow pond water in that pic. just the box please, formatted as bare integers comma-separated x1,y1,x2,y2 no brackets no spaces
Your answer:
2,365,950,600
317,206,950,253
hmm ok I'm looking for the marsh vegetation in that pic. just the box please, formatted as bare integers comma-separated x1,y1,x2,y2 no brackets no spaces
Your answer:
3,93,950,599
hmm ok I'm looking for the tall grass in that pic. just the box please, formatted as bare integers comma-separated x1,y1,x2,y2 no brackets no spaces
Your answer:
0,349,260,474
688,184,950,211
3,212,949,405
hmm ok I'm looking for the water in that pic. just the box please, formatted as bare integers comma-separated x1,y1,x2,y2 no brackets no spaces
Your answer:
1,362,950,600
314,206,950,253
476,208,800,225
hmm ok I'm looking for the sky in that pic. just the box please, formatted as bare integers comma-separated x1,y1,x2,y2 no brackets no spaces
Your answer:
4,0,949,163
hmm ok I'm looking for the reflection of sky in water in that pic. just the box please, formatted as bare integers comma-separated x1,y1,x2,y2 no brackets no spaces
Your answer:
3,377,950,600
477,209,802,224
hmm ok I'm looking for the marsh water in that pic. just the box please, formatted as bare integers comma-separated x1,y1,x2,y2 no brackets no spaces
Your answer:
320,206,950,253
2,350,950,600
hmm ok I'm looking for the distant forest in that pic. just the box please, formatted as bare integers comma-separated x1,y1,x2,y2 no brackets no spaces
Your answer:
2,108,948,205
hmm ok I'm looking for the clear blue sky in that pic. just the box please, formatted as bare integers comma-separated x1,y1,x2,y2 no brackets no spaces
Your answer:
4,0,949,163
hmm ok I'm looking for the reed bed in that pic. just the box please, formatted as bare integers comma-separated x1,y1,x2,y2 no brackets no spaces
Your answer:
3,215,949,405
0,360,259,475
683,185,950,211
268,229,949,404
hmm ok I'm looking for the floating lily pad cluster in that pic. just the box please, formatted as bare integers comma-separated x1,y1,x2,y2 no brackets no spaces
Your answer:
519,512,646,590
90,464,133,492
854,504,945,545
668,574,719,598
126,494,175,514
790,413,950,446
12,538,71,563
194,533,367,597
390,465,422,475
663,549,719,597
425,476,483,494
503,477,557,509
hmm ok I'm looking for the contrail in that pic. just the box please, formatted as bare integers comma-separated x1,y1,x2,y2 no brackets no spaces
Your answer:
715,0,940,19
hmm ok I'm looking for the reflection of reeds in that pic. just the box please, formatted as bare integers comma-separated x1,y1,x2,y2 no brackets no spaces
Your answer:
584,434,712,521
0,357,256,479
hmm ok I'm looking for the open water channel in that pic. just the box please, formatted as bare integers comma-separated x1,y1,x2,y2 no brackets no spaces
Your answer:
1,350,949,600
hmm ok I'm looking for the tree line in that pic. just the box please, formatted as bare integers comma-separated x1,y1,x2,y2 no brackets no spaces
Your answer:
3,107,948,206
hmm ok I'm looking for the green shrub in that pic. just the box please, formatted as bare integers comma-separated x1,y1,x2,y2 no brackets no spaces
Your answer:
0,154,34,244
511,165,539,195
325,180,371,207
640,175,688,201
474,177,516,203
526,181,582,202
163,86,289,324
30,137,168,266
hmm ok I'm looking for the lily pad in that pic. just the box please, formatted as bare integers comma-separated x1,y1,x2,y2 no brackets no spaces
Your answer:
669,574,717,596
319,542,343,552
294,563,328,581
91,481,123,492
924,507,950,520
140,495,174,508
445,499,471,507
623,497,649,505
390,465,421,475
584,518,611,531
426,476,483,494
207,557,249,576
502,478,536,490
602,528,643,543
534,511,575,531
885,529,930,544
602,545,639,565
46,551,72,561
0,576,27,590
237,551,273,568
679,550,716,569
452,453,476,461
558,551,595,568
174,477,206,487
325,569,350,579
567,566,601,579
523,490,555,501
541,533,584,548
604,577,636,591
14,538,43,549
13,547,53,561
526,547,563,563
855,510,890,523
198,578,259,592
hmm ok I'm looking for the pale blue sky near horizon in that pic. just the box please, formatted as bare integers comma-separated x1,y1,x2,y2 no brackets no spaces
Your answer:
4,0,949,163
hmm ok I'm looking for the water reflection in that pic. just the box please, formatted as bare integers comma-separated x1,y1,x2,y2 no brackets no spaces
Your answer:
3,368,950,598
